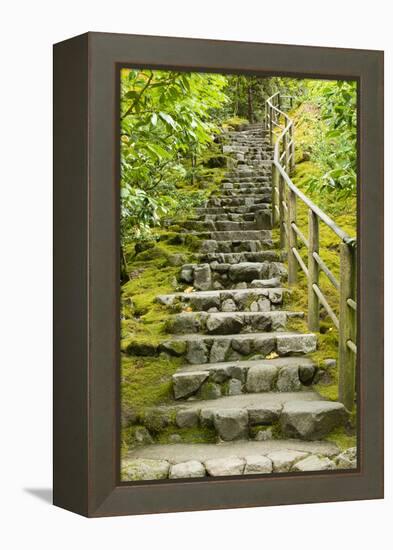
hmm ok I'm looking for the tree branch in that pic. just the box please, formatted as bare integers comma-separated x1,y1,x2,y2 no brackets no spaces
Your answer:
121,72,154,120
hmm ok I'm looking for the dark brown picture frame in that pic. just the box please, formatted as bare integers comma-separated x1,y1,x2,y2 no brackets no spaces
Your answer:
53,32,384,517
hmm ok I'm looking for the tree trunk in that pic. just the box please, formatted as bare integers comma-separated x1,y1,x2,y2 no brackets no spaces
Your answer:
120,243,130,283
247,85,254,123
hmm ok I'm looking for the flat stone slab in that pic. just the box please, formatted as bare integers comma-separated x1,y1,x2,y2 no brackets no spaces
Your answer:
125,439,340,463
172,390,323,414
190,230,272,242
178,356,317,375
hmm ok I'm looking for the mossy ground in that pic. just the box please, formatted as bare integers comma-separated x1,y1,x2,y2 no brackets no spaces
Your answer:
120,166,225,449
275,100,357,434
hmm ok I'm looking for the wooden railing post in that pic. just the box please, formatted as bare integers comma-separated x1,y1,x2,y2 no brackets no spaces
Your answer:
272,162,279,227
279,174,286,249
308,210,319,331
338,243,357,410
269,105,273,144
289,124,295,174
282,131,287,172
287,189,297,284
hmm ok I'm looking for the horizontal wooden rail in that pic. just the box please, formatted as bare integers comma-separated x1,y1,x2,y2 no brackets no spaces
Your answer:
313,252,340,290
266,91,357,411
291,222,309,248
312,283,340,330
292,247,309,277
347,298,357,311
347,340,357,354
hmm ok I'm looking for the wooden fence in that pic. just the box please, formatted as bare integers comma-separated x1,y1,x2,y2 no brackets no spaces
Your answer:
265,92,357,411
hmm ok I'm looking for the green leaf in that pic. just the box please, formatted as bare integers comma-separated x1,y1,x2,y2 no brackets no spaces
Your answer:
159,112,177,129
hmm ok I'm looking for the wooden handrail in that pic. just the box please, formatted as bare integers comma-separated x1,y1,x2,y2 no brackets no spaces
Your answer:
265,91,357,411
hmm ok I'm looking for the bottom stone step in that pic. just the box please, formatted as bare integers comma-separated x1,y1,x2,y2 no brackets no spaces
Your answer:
122,440,356,480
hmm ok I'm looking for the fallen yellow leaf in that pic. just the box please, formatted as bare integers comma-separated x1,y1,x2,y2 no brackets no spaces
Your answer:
266,351,279,360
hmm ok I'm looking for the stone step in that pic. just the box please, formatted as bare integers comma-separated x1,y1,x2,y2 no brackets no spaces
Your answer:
189,230,272,242
214,188,271,197
180,220,258,232
222,183,270,191
122,439,348,480
221,172,271,183
168,310,304,336
194,251,279,264
156,283,285,311
222,176,271,184
236,159,272,167
195,205,271,215
206,195,271,207
138,392,347,442
161,331,317,364
225,134,267,139
225,169,272,178
223,145,269,153
173,357,318,399
178,261,286,290
199,239,272,253
226,139,269,145
193,212,256,222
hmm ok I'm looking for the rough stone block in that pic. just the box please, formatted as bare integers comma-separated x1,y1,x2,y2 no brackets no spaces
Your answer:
267,450,308,473
244,455,273,474
281,400,348,440
169,460,206,479
186,340,209,364
122,459,170,481
176,408,199,428
173,371,209,399
205,457,245,476
276,333,317,355
292,455,335,472
246,364,278,392
213,408,249,441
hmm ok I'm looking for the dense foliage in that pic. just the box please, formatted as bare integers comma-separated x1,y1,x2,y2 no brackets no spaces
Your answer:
120,69,228,242
294,80,357,198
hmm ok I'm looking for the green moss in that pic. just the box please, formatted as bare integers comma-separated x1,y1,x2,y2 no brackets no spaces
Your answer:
198,381,221,400
249,422,282,440
270,422,283,440
221,116,249,129
325,427,357,452
156,425,217,444
121,355,181,417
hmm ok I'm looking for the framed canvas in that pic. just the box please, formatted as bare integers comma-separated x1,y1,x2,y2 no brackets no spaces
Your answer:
53,32,384,517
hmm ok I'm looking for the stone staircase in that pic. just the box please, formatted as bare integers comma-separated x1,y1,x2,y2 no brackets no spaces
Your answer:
122,123,353,481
